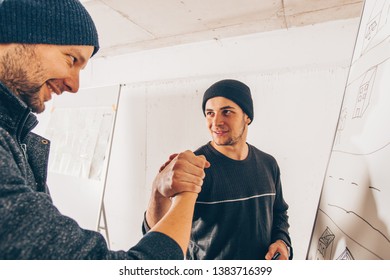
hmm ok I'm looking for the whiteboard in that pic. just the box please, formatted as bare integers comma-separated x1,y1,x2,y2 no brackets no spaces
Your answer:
44,85,120,231
307,0,390,260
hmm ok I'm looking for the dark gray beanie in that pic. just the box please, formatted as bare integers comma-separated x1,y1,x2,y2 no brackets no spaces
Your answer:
0,0,99,57
202,79,254,124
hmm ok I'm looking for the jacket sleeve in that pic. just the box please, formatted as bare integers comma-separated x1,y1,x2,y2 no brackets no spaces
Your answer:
0,136,183,260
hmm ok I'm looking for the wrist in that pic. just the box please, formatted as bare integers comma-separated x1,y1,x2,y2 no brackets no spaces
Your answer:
145,185,172,228
171,192,198,205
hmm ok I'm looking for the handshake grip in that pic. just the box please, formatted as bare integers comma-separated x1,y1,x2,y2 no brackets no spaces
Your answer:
154,150,210,198
147,150,210,255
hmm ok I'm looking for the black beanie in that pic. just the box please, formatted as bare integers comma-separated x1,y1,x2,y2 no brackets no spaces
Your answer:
202,79,254,124
0,0,99,57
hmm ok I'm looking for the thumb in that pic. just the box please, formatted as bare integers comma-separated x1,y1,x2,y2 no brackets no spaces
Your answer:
169,153,179,160
198,155,211,168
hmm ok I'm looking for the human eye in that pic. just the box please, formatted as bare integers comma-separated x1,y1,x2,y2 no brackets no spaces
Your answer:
223,109,232,116
67,54,77,66
206,111,214,117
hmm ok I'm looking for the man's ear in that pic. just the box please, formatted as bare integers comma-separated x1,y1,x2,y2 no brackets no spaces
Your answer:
246,115,251,125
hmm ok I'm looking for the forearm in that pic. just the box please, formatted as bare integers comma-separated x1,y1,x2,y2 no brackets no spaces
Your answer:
145,187,172,228
144,151,209,254
145,151,209,228
149,192,197,255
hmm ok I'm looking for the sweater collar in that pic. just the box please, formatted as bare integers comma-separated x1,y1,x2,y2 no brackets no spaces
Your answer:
207,141,253,162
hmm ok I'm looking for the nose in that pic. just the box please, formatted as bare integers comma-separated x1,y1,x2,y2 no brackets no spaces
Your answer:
63,70,80,93
212,112,224,126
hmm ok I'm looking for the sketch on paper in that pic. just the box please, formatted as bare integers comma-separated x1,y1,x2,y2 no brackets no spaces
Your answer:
352,66,376,119
316,226,335,260
356,0,390,60
307,0,390,260
337,248,354,260
45,107,114,181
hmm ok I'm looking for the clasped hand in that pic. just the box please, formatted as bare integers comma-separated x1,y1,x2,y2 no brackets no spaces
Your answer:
153,150,210,198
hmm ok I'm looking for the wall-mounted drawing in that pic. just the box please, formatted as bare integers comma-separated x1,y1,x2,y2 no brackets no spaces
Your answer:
317,226,335,260
353,66,376,119
333,58,388,153
337,247,354,260
44,85,121,235
46,107,114,181
335,108,348,144
307,0,390,260
361,0,390,56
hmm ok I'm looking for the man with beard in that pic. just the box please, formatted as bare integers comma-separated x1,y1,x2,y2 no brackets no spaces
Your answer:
0,0,209,259
144,79,292,260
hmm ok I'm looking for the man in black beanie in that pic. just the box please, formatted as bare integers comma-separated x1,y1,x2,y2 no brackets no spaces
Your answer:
0,0,209,259
146,79,292,260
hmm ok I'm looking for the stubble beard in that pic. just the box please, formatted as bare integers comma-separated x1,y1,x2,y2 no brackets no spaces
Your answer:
0,45,46,113
213,117,247,147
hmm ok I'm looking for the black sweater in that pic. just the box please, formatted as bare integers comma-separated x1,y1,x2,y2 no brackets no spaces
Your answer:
187,142,292,259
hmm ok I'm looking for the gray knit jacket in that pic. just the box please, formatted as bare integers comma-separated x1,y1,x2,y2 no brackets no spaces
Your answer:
0,82,182,259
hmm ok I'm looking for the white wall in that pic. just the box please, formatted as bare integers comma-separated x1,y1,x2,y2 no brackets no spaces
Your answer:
36,18,360,259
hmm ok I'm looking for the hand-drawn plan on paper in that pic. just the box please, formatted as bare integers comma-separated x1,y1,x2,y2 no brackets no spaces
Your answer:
45,106,114,181
307,0,390,260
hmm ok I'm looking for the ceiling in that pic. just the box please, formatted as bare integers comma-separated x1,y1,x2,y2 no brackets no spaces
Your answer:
80,0,364,58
